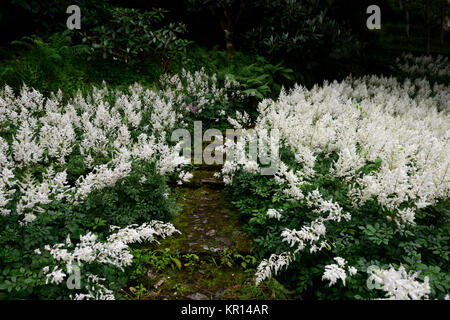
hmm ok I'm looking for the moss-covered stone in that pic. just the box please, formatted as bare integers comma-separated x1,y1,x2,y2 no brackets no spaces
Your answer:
128,167,260,299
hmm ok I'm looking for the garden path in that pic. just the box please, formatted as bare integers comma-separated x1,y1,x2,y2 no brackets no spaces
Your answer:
128,162,256,300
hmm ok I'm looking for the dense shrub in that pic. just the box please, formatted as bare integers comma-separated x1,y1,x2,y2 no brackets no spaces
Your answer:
393,53,450,85
82,7,191,64
1,31,88,95
241,0,357,77
0,83,189,299
222,74,450,299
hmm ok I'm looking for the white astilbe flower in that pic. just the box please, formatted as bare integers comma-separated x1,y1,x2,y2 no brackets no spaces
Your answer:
73,150,132,202
15,167,71,225
368,265,430,300
281,189,350,254
220,127,279,183
255,189,352,284
44,266,66,285
394,53,450,78
12,121,43,167
396,207,416,225
178,171,193,185
44,221,180,272
0,140,15,215
70,274,115,300
275,162,305,201
41,221,180,299
39,114,76,164
267,208,282,220
235,75,449,287
255,252,293,285
322,257,357,286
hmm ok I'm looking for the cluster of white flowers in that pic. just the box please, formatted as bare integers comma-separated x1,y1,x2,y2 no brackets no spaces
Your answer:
70,274,115,300
281,189,351,255
256,190,352,284
395,53,450,78
267,208,282,220
322,257,357,287
367,265,430,300
220,75,449,296
159,68,244,122
227,110,251,129
0,82,194,298
39,221,180,300
255,252,293,285
178,171,194,185
219,123,279,184
16,167,71,224
0,83,191,224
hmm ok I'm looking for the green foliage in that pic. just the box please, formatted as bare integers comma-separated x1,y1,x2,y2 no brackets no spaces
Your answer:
8,0,112,33
179,47,296,99
79,161,178,227
82,7,191,64
243,0,357,71
224,56,294,99
226,152,450,299
130,248,182,280
1,31,88,95
183,253,200,271
222,277,296,300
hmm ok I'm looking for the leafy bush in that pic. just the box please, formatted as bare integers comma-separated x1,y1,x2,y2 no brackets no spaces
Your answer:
0,83,188,299
222,55,294,100
177,48,295,103
393,52,450,85
1,31,88,95
242,0,357,74
79,161,179,227
222,75,450,300
82,8,191,64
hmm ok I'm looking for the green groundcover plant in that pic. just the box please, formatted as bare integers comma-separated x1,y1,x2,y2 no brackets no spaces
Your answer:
0,61,256,299
221,57,449,299
0,82,192,299
0,50,448,300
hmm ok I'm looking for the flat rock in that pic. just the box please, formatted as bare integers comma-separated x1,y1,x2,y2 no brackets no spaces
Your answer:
186,293,209,300
146,269,157,279
217,236,232,246
202,245,222,252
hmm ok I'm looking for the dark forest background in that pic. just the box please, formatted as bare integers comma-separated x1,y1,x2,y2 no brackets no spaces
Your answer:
0,0,449,95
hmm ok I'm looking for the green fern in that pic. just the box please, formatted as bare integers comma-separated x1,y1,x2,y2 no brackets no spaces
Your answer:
3,31,88,95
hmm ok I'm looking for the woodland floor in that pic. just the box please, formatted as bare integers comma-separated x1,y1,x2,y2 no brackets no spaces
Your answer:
124,161,265,300
123,132,297,300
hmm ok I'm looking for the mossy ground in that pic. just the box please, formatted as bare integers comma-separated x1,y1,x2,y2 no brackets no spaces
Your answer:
124,133,298,300
124,168,283,300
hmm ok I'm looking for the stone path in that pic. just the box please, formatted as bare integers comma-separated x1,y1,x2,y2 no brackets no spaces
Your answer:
161,167,252,255
127,164,255,300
